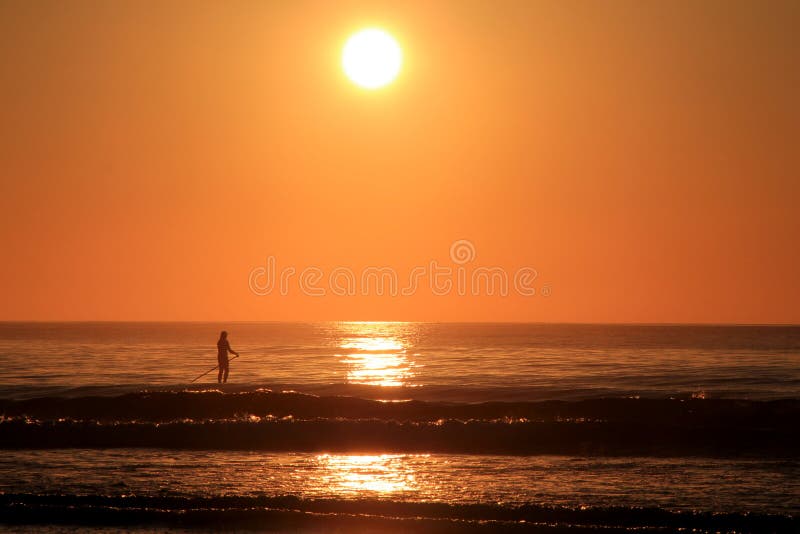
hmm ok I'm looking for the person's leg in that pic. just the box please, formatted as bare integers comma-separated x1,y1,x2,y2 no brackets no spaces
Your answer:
218,356,225,383
223,362,229,383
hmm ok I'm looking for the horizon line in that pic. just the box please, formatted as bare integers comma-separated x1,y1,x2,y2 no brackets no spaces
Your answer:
1,320,799,327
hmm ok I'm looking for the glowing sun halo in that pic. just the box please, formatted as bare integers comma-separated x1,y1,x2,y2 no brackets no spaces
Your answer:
342,29,402,89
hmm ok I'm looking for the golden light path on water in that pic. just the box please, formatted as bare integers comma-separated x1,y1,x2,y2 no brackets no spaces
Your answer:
336,322,420,387
315,454,418,495
319,324,421,496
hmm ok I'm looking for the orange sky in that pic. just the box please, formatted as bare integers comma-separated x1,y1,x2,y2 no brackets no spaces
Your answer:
1,0,798,323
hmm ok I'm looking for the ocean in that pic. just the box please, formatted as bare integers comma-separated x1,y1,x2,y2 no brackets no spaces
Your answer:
1,322,799,532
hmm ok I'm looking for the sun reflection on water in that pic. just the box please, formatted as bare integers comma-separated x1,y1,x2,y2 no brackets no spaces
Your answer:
336,323,419,387
315,454,417,495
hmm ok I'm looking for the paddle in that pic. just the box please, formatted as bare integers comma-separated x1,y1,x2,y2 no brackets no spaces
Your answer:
190,354,240,383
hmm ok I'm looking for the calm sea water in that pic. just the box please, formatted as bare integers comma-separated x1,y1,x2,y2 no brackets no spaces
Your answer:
1,322,799,400
1,322,799,531
3,451,798,514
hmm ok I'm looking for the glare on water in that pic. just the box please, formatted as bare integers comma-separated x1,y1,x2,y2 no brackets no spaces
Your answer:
336,323,419,387
315,454,417,495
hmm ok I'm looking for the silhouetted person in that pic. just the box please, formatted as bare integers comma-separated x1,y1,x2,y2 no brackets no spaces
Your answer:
217,331,239,383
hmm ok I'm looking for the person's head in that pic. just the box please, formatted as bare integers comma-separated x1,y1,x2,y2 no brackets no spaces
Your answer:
220,330,228,340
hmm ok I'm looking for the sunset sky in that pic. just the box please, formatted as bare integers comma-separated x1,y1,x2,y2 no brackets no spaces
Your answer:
1,0,798,323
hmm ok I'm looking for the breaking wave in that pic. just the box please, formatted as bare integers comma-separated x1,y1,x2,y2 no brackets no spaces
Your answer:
1,390,798,456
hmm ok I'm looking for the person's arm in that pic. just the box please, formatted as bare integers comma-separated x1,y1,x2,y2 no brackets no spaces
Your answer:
228,343,239,357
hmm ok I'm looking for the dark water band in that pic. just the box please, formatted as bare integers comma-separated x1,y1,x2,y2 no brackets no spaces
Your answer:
2,417,797,457
1,494,796,532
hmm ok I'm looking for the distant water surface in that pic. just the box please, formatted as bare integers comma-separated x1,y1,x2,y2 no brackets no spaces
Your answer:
0,322,798,400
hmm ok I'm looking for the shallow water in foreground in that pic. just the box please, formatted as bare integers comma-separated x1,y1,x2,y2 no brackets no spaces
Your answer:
2,450,799,515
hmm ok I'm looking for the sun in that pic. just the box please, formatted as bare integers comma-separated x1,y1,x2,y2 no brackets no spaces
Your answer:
342,28,402,89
